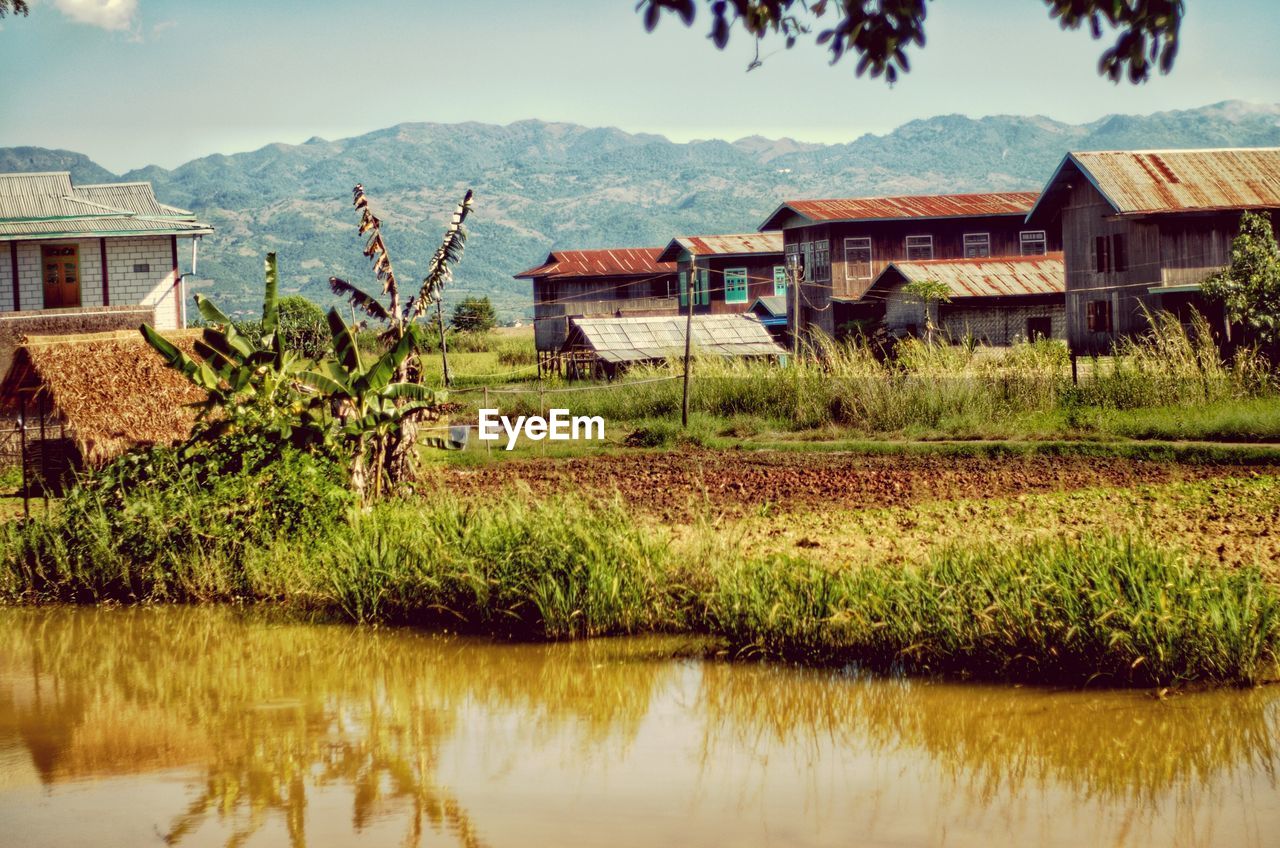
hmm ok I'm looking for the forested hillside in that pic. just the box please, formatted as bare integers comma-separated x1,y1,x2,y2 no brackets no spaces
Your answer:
4,101,1278,319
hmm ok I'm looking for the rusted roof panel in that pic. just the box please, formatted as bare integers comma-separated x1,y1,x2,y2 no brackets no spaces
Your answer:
1070,148,1280,215
515,247,674,280
571,314,784,363
658,231,785,262
761,192,1038,230
880,253,1065,299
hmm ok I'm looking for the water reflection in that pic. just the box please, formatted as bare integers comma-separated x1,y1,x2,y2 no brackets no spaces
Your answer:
0,607,1276,848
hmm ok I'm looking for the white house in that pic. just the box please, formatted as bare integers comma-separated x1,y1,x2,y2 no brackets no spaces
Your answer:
0,172,212,336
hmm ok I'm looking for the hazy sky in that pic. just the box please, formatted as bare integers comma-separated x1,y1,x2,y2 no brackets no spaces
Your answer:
2,0,1277,173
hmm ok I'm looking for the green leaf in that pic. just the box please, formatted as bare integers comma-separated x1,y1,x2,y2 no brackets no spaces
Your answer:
141,324,221,391
299,369,350,397
261,253,280,335
356,330,413,395
326,308,363,373
194,293,235,329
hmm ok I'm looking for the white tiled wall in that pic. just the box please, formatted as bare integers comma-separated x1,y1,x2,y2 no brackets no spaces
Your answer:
0,236,183,329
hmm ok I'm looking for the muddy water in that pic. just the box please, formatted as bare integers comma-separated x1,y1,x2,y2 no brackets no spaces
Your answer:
0,608,1276,848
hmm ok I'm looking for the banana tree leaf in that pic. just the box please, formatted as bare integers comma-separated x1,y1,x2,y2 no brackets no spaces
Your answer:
298,369,350,397
379,382,443,404
326,308,362,373
141,324,221,392
355,330,413,395
261,253,280,335
194,294,235,329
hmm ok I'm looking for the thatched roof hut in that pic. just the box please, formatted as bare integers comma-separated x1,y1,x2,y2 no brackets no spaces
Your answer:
0,330,206,466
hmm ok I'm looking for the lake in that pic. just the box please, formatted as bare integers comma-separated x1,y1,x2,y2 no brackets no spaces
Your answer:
0,607,1276,847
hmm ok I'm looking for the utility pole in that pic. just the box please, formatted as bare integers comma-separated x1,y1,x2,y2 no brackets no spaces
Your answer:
787,253,802,360
681,262,695,428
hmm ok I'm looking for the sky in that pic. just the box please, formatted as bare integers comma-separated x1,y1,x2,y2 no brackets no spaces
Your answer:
1,0,1277,173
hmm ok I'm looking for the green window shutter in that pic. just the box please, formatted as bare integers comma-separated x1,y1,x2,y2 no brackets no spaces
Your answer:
773,265,787,296
699,270,710,306
725,268,748,304
679,270,688,307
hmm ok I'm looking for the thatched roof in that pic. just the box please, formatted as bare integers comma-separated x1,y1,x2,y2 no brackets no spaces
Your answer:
0,330,206,465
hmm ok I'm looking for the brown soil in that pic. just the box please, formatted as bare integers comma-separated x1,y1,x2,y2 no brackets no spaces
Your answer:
438,450,1267,519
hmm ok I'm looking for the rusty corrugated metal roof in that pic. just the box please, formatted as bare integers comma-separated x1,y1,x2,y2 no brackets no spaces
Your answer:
571,314,783,363
514,247,674,280
1028,148,1280,223
760,191,1038,230
878,253,1065,299
1072,148,1280,214
657,231,784,262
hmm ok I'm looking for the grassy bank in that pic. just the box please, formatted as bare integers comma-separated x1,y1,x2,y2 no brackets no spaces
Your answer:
2,481,1277,687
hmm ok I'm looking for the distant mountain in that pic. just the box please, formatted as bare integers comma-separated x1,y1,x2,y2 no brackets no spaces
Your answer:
4,101,1279,319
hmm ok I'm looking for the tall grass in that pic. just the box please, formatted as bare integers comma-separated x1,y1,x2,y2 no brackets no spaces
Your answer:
3,481,1277,686
486,314,1274,438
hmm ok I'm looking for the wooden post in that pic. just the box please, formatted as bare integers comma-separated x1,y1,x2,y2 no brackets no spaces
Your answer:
38,394,48,511
787,253,802,361
19,396,28,520
681,261,695,428
1070,352,1078,385
483,385,491,458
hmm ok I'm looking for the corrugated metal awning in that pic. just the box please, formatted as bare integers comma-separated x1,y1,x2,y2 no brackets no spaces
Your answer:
877,253,1065,298
571,314,784,363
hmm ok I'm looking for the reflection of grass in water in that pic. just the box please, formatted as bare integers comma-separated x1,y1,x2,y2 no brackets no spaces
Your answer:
694,660,1280,808
2,607,1278,844
0,607,683,848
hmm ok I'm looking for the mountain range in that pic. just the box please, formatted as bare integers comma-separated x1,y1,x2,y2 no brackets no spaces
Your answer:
3,100,1279,320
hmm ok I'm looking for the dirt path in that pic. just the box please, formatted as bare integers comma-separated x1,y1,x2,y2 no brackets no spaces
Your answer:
438,449,1271,519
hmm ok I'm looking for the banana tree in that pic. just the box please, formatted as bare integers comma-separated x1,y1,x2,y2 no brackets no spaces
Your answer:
300,309,446,502
142,253,316,444
328,186,474,482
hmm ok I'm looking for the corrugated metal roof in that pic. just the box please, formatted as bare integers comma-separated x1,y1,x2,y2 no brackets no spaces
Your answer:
571,314,784,363
878,253,1065,298
75,183,195,218
1073,148,1280,215
0,171,212,239
0,216,213,240
515,247,674,280
1028,148,1280,223
749,295,788,317
657,231,784,262
760,191,1038,230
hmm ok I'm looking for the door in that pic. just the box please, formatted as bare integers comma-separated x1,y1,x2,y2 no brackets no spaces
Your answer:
42,245,81,309
1026,316,1053,342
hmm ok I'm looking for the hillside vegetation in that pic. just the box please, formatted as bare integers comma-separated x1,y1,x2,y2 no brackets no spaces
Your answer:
3,101,1279,320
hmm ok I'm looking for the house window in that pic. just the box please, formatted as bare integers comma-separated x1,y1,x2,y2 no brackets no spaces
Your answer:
1094,234,1127,273
724,268,748,304
679,270,688,307
812,240,830,282
1086,299,1112,332
785,243,802,280
905,235,934,261
844,237,873,282
1112,233,1128,272
1026,316,1053,341
133,263,151,273
963,233,991,258
1019,231,1047,256
773,265,788,296
41,244,81,309
697,268,710,306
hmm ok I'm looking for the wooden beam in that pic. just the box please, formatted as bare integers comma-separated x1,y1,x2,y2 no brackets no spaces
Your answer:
170,235,180,327
9,242,18,312
99,237,110,306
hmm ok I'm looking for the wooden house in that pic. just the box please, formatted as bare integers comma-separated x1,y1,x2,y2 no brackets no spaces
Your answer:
1026,148,1280,354
514,247,678,371
865,254,1066,345
757,192,1059,338
654,232,786,315
0,172,212,376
